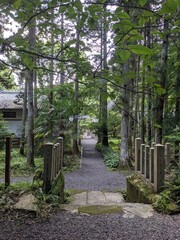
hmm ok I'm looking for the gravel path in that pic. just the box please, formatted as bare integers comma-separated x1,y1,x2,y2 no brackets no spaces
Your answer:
65,138,129,191
0,210,179,240
0,138,179,240
0,176,33,183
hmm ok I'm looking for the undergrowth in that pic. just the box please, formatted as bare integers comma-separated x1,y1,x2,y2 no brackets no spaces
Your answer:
0,148,43,177
153,162,180,214
96,143,119,169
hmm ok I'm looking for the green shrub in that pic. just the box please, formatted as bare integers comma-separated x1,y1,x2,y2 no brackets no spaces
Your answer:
153,163,180,214
96,143,119,169
0,113,11,150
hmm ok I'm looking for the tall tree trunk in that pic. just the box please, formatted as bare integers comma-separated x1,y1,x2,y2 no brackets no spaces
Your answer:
175,49,180,126
155,19,169,143
19,75,27,156
100,3,108,146
140,75,145,143
33,71,38,118
120,61,130,166
146,20,152,145
133,55,140,142
27,17,35,167
72,14,80,156
49,9,54,138
60,11,65,84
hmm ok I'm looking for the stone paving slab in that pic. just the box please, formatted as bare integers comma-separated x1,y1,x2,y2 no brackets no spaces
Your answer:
70,191,125,206
62,191,154,218
72,192,87,205
104,192,125,204
88,191,106,205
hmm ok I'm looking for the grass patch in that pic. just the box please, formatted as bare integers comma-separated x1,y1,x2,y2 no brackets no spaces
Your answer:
63,155,81,173
0,148,43,178
78,205,123,215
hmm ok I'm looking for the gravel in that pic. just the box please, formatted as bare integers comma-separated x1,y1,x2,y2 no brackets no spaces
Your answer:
0,211,179,240
65,138,129,191
0,138,179,240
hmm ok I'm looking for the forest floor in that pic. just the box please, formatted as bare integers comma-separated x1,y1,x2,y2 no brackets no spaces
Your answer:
0,138,179,240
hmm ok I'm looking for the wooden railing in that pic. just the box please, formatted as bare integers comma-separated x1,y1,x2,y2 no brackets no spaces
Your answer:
43,137,64,193
135,138,171,193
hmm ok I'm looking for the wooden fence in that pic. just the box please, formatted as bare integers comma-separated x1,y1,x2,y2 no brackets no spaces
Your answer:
43,137,64,193
135,138,171,193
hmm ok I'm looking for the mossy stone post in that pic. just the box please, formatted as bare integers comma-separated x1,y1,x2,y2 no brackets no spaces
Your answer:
150,147,154,183
145,145,150,178
154,144,165,193
135,138,142,172
43,143,54,193
165,142,171,167
57,137,64,170
140,144,145,174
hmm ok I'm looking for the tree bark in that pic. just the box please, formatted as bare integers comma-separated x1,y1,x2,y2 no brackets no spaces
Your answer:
19,75,27,156
72,14,80,156
120,61,130,166
155,19,169,143
27,17,35,167
100,3,108,146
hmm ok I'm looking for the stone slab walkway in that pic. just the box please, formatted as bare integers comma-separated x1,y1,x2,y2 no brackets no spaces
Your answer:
69,191,125,206
64,140,154,218
62,190,154,219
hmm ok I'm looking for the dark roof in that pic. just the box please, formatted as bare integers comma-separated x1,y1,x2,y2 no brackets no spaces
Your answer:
0,91,23,109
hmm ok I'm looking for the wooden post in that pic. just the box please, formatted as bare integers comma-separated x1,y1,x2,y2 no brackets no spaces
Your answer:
140,144,145,174
5,137,11,189
145,145,150,178
57,137,64,170
135,138,142,172
56,143,60,173
54,144,59,177
165,142,171,167
150,147,154,183
43,143,54,193
154,144,165,193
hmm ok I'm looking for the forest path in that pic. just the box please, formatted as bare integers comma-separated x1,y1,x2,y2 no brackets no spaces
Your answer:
65,138,129,191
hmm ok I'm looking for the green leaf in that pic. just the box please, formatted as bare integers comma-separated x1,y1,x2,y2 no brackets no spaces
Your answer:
13,0,22,9
75,0,82,11
66,39,76,46
116,11,130,19
139,0,147,6
119,50,131,63
67,6,76,18
160,0,178,14
88,17,96,29
128,45,152,55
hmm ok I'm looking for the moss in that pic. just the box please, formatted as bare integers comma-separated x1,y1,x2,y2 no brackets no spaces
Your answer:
51,171,64,203
66,189,85,195
126,174,154,204
78,205,123,215
153,193,180,215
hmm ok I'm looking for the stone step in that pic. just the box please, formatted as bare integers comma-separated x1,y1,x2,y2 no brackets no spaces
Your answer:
62,191,154,218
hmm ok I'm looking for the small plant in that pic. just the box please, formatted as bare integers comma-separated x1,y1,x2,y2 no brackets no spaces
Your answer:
96,143,119,169
153,163,180,214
